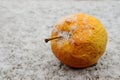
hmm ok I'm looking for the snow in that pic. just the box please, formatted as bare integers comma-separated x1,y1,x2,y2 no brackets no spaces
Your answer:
56,40,63,49
0,0,120,80
70,26,77,31
57,26,77,40
56,15,77,26
56,18,65,26
58,31,71,40
52,27,58,34
65,15,77,23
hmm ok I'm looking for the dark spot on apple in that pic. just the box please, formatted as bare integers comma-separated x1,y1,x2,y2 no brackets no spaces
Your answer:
89,27,95,30
92,27,95,30
65,20,71,25
73,42,79,46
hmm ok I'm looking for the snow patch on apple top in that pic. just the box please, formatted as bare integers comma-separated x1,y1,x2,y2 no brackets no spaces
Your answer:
56,18,64,26
56,32,70,49
57,26,77,47
57,41,63,49
58,26,77,40
58,31,71,40
52,27,58,33
70,26,77,31
56,15,77,25
57,31,71,49
65,15,77,23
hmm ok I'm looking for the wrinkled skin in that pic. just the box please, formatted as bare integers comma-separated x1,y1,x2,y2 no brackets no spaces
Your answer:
51,13,107,68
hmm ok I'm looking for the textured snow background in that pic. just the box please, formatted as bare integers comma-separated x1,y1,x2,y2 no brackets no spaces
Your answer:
0,0,120,80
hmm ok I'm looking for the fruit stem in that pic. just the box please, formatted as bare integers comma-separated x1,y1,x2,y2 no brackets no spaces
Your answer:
44,36,63,43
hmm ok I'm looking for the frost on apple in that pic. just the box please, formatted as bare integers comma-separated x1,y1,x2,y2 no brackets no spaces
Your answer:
57,40,63,49
70,26,77,31
65,15,77,23
81,23,93,37
56,26,77,45
56,18,65,26
88,30,93,36
56,31,70,49
58,31,71,40
56,15,77,26
57,31,75,48
52,27,58,33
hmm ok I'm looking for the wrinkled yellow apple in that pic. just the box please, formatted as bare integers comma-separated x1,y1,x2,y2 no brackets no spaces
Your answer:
47,13,107,68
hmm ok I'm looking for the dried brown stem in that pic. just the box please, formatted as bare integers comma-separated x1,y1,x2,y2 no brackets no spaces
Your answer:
44,36,63,43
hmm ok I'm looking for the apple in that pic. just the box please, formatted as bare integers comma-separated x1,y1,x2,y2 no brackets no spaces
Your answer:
45,13,107,68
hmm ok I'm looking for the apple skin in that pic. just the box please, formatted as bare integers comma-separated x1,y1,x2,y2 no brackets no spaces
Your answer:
51,13,107,68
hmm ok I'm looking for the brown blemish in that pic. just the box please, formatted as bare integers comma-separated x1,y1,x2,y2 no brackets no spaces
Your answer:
87,27,95,30
65,20,71,25
91,27,95,30
73,42,79,46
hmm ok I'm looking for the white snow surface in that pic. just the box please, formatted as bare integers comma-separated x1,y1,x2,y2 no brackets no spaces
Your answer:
0,0,120,80
58,31,71,40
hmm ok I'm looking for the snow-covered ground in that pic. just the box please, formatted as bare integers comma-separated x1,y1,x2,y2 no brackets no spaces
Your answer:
0,0,120,80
